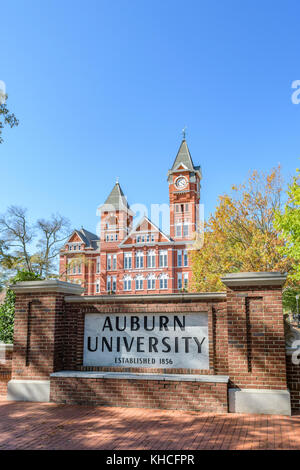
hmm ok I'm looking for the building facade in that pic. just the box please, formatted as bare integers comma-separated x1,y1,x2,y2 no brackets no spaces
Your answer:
59,138,202,295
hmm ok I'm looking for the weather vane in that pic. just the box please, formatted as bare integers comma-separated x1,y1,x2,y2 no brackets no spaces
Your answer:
182,126,187,140
116,176,119,184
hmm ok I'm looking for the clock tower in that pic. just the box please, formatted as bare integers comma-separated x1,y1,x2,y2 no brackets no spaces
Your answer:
167,138,202,240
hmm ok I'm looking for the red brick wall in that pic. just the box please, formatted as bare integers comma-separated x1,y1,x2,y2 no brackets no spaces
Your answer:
0,346,12,399
12,292,65,380
9,280,298,413
286,353,300,411
50,377,228,413
226,286,287,390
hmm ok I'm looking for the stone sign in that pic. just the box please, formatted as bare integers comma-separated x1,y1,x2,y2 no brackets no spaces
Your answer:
83,313,209,369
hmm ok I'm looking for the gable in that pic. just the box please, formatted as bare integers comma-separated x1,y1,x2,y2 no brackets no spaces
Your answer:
119,216,171,246
68,232,84,243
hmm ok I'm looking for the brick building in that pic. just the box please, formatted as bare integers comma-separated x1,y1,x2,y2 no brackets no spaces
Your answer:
59,138,202,295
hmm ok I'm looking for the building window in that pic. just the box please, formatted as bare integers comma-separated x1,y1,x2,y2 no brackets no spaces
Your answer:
96,280,100,293
147,250,156,268
183,249,188,267
72,264,76,274
78,245,81,250
124,276,132,291
175,204,179,213
124,253,132,269
183,273,189,289
151,234,155,242
96,257,100,273
183,224,189,237
147,275,155,290
176,224,182,237
136,236,141,243
115,234,118,241
107,276,111,292
112,276,117,292
112,254,117,270
107,254,111,270
177,273,182,290
106,235,109,241
159,250,167,267
77,263,81,274
185,204,189,212
135,251,144,268
177,250,182,267
135,277,143,290
159,275,168,290
69,245,72,250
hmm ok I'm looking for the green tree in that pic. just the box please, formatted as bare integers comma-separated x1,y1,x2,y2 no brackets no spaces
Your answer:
0,95,19,144
0,270,41,344
274,169,300,281
282,286,300,315
190,167,293,292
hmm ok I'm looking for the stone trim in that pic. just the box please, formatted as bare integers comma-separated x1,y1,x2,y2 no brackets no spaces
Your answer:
7,379,50,402
64,292,227,303
221,272,287,287
228,388,291,416
10,280,84,295
50,371,229,383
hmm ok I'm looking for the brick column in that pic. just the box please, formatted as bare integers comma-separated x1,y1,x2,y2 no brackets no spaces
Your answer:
7,280,83,402
221,272,291,415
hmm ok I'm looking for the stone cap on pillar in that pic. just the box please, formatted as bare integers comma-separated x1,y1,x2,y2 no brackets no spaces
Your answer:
10,279,84,295
221,272,287,287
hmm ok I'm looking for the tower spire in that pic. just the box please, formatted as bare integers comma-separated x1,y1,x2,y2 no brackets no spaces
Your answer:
182,126,187,140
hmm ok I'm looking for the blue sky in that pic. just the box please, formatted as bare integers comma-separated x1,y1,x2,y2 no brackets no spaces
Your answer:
1,0,300,235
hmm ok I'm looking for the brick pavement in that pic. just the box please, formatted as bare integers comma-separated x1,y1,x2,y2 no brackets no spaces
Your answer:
0,402,299,450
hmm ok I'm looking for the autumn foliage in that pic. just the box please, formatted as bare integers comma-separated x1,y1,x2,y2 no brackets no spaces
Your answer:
190,166,294,292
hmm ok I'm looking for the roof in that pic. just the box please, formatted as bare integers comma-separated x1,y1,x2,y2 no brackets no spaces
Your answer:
170,139,196,171
79,228,99,249
101,182,132,213
66,228,99,250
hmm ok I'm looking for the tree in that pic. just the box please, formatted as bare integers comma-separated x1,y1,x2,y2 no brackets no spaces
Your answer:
0,206,34,272
274,169,300,281
0,270,41,344
282,286,300,315
0,95,19,144
33,215,71,277
0,207,70,278
190,166,294,292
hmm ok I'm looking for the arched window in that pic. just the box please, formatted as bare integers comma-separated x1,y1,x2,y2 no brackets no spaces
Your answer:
135,251,144,269
135,275,144,291
146,274,156,290
123,275,132,291
147,250,156,268
158,273,168,290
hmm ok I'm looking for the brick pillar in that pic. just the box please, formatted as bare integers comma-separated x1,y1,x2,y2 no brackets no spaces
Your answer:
221,272,291,415
7,280,83,402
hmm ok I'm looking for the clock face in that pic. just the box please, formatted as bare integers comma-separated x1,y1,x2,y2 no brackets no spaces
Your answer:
175,176,188,189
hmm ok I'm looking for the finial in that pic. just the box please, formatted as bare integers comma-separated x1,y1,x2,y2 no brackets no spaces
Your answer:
116,176,119,184
182,126,187,140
